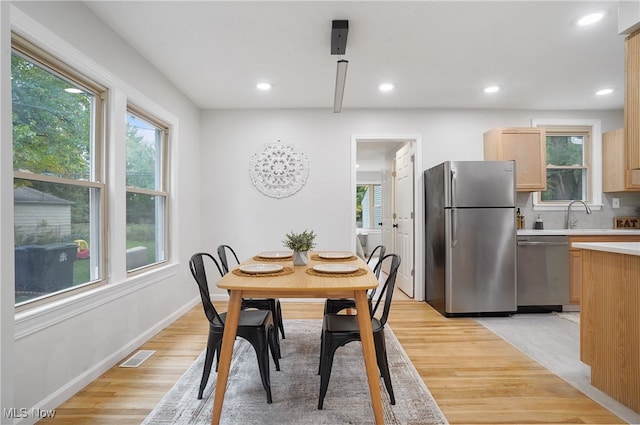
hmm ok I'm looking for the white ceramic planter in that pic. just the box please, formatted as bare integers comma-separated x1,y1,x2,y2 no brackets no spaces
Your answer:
292,250,308,266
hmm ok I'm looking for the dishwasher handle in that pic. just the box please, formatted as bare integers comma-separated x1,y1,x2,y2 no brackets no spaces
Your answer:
517,241,569,246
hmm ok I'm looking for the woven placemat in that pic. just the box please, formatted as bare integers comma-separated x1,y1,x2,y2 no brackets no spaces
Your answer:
310,254,358,262
232,266,294,277
252,255,292,262
305,267,368,278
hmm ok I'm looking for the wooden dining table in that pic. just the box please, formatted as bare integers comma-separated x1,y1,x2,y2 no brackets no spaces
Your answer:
211,251,383,425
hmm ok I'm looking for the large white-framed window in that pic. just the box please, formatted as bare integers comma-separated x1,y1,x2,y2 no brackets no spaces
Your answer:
531,119,602,211
12,34,106,308
125,108,170,272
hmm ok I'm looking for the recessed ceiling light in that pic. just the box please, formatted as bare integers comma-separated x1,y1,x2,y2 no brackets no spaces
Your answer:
64,88,83,94
256,82,272,91
575,11,605,26
595,88,615,96
484,86,500,94
379,83,395,92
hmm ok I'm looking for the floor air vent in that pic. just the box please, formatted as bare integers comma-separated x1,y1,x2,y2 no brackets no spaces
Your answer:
119,350,155,368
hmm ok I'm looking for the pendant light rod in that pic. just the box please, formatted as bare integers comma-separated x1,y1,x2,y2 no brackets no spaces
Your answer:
331,20,349,113
334,59,349,113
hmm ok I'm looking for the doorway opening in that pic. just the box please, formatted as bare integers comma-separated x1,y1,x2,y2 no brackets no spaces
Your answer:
351,135,423,300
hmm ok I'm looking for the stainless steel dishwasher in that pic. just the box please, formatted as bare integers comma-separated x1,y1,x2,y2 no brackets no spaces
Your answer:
516,235,569,311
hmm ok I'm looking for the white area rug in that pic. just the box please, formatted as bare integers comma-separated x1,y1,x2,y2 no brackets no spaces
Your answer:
142,320,447,424
553,311,580,324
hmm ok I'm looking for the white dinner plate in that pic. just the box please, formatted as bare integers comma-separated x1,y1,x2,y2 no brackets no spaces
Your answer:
239,264,284,274
257,251,293,259
313,264,359,274
318,252,353,259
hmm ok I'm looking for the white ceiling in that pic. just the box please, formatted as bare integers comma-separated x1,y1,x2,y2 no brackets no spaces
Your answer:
84,1,626,111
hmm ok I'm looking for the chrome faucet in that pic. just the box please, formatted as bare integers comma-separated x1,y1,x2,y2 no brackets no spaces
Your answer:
566,200,592,229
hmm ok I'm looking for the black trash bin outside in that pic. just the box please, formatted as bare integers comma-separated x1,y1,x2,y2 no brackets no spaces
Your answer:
15,245,45,293
41,243,77,292
14,243,77,294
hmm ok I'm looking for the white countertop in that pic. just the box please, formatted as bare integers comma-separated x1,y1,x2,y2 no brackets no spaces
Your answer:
572,242,640,256
518,229,640,236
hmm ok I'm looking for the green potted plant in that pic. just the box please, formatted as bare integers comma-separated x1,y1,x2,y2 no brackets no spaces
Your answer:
283,229,317,265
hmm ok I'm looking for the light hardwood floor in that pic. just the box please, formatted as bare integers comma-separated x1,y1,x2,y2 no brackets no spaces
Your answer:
40,299,624,424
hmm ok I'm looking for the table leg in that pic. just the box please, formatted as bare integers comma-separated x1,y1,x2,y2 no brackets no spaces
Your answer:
211,290,243,425
354,290,384,425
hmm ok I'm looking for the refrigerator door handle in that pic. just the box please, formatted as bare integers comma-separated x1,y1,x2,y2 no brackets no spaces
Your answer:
451,208,458,248
450,167,456,205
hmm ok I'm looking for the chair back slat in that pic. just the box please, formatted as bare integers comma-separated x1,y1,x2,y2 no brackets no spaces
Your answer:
367,245,386,278
189,252,225,324
367,245,386,264
370,254,401,326
217,244,240,275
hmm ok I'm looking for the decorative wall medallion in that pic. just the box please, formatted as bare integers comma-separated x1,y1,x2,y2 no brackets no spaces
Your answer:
250,142,309,198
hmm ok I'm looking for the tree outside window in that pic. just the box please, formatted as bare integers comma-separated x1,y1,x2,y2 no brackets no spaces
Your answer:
541,128,591,203
125,111,169,271
12,41,104,306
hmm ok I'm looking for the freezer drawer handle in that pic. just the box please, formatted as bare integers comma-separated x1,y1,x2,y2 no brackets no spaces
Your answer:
517,241,568,246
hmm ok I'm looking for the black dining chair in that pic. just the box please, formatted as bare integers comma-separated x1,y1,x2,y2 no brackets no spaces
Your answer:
323,244,386,315
217,244,286,340
189,252,280,402
317,253,401,410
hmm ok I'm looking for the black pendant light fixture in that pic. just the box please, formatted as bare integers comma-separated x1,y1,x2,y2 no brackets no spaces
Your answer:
331,20,349,113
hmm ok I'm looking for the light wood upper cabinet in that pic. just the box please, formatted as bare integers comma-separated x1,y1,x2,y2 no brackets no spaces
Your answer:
603,128,640,192
483,128,546,191
625,29,640,170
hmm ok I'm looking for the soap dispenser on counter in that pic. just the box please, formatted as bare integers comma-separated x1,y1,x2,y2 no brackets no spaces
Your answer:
534,213,544,230
516,208,524,230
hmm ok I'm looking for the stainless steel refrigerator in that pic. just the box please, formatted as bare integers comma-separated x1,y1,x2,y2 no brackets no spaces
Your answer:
424,160,517,316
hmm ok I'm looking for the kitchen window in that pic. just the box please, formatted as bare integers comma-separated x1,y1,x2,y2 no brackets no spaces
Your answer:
532,119,602,210
125,109,170,271
12,35,106,307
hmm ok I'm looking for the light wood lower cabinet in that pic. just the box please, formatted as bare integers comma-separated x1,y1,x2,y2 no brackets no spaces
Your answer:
580,249,640,413
569,234,640,304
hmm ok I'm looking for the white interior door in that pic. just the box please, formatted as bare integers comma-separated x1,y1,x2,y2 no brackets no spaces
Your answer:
394,144,414,297
381,167,394,264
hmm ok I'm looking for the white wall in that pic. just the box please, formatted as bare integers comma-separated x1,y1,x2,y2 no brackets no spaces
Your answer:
0,1,628,420
200,108,623,298
1,3,202,422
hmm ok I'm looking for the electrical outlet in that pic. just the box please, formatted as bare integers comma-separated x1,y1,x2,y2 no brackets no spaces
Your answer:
612,198,620,208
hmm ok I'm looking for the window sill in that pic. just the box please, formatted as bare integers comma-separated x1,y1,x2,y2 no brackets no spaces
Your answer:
14,262,179,340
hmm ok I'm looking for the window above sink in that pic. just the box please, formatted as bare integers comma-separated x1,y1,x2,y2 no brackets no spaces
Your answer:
531,118,603,212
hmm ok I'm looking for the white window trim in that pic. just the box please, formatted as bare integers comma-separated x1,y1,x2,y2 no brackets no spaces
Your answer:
531,118,602,211
10,5,180,312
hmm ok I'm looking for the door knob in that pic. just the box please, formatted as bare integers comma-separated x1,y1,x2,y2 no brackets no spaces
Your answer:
392,224,398,228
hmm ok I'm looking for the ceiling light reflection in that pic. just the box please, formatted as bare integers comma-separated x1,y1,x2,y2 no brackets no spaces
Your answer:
576,12,605,26
595,88,614,96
